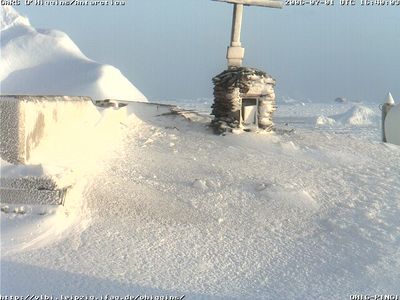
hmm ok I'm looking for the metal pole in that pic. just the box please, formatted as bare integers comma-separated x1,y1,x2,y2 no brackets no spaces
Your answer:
231,4,244,47
227,3,245,67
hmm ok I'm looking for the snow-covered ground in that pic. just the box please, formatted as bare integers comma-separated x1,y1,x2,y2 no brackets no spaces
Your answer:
1,5,400,300
2,99,400,299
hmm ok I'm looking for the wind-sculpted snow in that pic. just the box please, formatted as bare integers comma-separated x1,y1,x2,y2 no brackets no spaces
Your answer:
1,102,399,298
0,6,146,102
0,5,29,31
330,104,379,126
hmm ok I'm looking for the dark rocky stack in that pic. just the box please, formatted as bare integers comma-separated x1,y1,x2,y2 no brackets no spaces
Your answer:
211,67,276,134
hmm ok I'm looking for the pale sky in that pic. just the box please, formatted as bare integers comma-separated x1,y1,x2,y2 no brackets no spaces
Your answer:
16,1,400,102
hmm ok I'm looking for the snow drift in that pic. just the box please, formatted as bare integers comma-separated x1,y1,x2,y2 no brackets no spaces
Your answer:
0,6,146,102
315,115,336,126
330,105,378,126
0,94,132,253
2,102,399,298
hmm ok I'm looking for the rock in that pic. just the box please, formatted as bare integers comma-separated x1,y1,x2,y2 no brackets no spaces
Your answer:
335,97,347,103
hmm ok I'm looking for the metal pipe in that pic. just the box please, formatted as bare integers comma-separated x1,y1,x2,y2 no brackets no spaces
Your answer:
231,4,244,47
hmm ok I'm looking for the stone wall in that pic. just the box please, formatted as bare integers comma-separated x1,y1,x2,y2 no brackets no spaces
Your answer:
211,67,276,133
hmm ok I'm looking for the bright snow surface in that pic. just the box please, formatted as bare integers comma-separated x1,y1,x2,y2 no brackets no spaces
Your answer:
1,101,400,299
0,6,146,102
1,6,400,299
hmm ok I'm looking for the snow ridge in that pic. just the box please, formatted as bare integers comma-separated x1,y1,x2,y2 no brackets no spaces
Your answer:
0,6,147,102
0,6,30,31
331,105,378,126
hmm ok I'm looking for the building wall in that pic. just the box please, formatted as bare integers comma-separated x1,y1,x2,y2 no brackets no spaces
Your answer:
0,97,25,164
0,95,101,164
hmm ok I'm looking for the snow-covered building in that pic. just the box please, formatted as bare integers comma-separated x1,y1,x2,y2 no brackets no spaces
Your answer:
211,67,277,133
0,6,146,206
